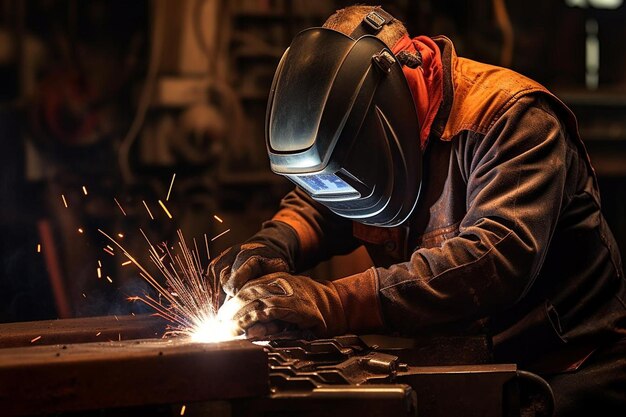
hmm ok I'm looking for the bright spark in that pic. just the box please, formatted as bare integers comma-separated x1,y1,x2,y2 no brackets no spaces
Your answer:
96,332,101,336
97,228,238,344
143,200,155,220
114,198,127,216
211,229,231,242
158,200,173,219
180,405,186,416
166,173,176,201
118,233,124,238
61,194,68,208
122,260,132,266
30,336,42,343
78,228,84,234
213,215,223,223
36,244,41,253
103,248,115,256
82,186,88,196
106,276,113,283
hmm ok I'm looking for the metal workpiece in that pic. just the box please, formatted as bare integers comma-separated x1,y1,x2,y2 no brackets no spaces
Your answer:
396,364,520,417
0,314,169,348
0,338,269,417
263,335,523,417
0,316,536,417
239,385,418,417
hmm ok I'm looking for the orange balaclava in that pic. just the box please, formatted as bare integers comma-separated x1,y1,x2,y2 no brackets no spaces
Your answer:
392,34,443,149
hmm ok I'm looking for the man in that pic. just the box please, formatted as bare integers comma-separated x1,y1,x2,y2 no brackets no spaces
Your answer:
214,5,626,415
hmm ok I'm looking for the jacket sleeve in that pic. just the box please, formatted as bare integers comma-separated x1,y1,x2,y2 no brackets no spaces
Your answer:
259,187,360,272
378,96,574,332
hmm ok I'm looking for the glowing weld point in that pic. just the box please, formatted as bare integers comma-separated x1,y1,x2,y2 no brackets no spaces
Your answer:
82,186,88,196
189,315,239,344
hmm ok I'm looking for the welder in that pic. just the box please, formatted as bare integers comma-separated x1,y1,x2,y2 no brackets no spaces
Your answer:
214,5,626,415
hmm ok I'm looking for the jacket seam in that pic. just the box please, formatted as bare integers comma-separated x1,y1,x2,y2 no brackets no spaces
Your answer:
380,229,514,290
415,221,461,243
487,88,545,131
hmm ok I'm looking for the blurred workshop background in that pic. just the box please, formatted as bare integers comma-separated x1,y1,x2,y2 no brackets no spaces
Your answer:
0,0,624,323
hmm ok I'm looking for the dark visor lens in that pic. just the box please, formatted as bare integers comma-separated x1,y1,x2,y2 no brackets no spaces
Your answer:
290,173,359,197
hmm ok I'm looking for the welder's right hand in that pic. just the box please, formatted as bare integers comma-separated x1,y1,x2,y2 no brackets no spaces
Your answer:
209,242,291,298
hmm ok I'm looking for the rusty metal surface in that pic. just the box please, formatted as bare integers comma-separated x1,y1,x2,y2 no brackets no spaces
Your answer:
0,338,268,416
396,364,519,417
0,314,168,348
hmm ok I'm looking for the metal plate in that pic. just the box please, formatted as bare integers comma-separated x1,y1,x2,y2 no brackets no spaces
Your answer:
0,338,268,416
0,314,168,348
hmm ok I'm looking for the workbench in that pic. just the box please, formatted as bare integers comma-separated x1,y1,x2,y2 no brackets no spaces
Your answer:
0,315,549,417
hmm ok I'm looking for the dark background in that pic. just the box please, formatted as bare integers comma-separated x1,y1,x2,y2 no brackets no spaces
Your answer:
1,0,624,322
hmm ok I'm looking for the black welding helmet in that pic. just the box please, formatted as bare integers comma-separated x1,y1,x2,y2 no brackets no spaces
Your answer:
265,10,422,227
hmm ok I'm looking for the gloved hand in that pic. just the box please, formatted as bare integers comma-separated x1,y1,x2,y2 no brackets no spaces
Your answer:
209,219,301,299
209,242,291,298
217,270,384,338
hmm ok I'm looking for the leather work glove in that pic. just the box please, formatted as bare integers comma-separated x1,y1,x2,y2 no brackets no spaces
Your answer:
210,242,291,298
217,270,384,338
209,221,298,298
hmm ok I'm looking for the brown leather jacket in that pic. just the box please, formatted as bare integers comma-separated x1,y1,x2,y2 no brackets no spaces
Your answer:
264,36,626,371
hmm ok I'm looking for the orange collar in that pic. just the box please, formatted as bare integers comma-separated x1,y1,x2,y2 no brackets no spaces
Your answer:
392,35,443,148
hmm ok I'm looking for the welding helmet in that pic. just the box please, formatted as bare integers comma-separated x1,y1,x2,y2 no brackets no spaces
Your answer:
265,10,421,227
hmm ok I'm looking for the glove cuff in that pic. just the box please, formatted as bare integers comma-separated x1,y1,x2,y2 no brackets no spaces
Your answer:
246,220,299,272
333,268,384,334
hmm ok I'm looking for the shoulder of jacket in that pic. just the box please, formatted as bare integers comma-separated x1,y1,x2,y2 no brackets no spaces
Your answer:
441,56,551,140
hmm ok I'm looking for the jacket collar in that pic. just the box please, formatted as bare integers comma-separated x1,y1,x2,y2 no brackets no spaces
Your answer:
427,36,456,147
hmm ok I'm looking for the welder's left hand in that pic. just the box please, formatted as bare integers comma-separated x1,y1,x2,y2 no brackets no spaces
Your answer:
217,270,384,338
